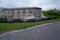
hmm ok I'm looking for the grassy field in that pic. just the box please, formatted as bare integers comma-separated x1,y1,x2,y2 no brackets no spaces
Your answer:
0,18,60,34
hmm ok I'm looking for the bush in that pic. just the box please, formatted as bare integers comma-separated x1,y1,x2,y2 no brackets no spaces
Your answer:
0,18,7,23
47,15,58,20
43,9,60,19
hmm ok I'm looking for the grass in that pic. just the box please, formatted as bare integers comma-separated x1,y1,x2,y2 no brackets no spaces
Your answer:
0,18,60,34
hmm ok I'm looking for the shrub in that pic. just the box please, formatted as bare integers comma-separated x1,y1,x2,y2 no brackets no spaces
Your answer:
47,15,58,20
0,18,7,23
43,9,60,19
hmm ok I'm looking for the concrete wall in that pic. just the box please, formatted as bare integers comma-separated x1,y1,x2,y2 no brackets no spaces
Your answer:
0,7,43,22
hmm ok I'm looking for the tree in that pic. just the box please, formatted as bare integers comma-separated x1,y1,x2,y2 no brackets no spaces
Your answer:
43,8,60,19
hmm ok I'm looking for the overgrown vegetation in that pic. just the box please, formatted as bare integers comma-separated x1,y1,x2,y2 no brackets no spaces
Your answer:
43,9,60,19
0,18,7,23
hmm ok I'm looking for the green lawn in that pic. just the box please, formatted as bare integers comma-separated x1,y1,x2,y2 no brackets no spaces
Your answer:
0,18,60,34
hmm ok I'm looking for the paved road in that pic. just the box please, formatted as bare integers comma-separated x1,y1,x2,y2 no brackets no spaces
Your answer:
0,21,60,40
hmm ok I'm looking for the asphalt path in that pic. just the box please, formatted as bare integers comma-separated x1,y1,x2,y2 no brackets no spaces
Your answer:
0,21,60,40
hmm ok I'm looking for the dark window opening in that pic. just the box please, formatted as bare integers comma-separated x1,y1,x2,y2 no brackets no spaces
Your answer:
22,10,26,13
18,11,20,14
28,11,32,13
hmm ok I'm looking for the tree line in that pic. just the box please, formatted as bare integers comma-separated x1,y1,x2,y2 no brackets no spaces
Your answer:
43,9,60,19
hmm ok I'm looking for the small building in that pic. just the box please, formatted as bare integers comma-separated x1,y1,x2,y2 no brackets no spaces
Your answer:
0,7,46,22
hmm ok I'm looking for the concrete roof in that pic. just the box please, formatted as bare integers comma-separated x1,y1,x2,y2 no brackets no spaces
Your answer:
3,7,42,10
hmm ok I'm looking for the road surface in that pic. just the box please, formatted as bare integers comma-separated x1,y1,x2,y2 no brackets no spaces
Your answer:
0,21,60,40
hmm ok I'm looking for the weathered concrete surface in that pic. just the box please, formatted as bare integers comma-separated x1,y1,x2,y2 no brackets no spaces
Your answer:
0,21,60,40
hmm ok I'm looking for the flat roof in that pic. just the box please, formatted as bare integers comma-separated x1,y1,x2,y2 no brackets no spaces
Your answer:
3,7,42,10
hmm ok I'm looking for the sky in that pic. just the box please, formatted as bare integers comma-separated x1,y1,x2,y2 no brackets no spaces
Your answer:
0,0,60,10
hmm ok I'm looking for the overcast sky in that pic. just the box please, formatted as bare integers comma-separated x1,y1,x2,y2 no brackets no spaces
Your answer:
0,0,60,10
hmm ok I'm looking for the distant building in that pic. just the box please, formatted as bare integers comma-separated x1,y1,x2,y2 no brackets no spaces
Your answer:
0,7,46,22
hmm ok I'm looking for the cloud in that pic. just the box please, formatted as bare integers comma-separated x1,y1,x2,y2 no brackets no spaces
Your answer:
0,0,60,10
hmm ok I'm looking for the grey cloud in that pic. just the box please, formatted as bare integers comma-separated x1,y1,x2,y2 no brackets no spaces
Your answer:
0,0,60,10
